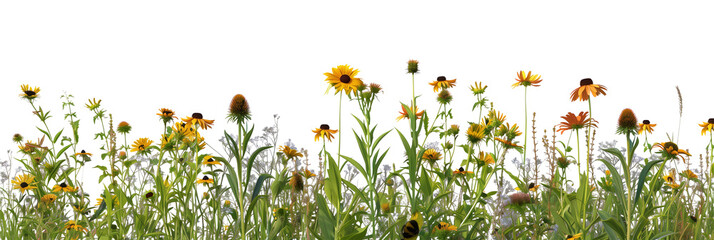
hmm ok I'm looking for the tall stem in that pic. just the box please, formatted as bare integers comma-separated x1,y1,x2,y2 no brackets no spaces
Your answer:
523,87,528,176
338,93,343,167
411,73,416,107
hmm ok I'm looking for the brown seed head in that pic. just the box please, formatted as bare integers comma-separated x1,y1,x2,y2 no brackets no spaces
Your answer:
580,78,594,86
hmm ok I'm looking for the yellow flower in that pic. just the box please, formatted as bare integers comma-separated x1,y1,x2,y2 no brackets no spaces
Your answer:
429,76,456,92
324,64,363,96
279,145,303,159
682,170,698,179
289,171,304,192
85,98,101,111
466,123,486,144
96,195,119,206
20,84,40,100
401,212,423,240
397,104,424,121
197,175,214,184
515,182,539,192
495,137,521,149
653,142,691,162
313,124,338,142
157,108,177,122
182,113,215,130
381,202,391,213
422,149,442,164
570,78,607,102
433,222,458,232
11,174,37,193
41,194,57,204
453,167,473,176
52,182,76,192
663,171,675,183
160,133,175,150
130,138,154,154
565,233,582,240
699,118,714,135
74,150,92,157
512,71,543,88
470,81,487,95
303,169,316,179
64,220,88,232
638,120,656,135
476,152,495,165
605,170,611,176
202,155,222,166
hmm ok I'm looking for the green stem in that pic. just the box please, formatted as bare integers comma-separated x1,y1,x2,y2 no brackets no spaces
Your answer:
523,87,528,177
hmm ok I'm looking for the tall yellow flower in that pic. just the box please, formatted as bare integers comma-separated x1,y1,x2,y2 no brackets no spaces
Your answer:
12,174,37,193
638,119,656,135
699,118,714,135
20,84,40,100
324,64,363,95
131,138,154,154
52,182,76,192
182,113,215,130
429,76,456,92
511,71,543,88
279,145,303,159
313,124,338,142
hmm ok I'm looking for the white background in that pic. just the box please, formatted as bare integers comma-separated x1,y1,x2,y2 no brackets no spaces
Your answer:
2,1,714,189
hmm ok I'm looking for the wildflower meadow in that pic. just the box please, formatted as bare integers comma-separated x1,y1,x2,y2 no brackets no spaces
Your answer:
2,61,713,240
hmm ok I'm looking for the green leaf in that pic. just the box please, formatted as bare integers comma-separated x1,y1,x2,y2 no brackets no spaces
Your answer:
598,210,626,240
633,159,663,203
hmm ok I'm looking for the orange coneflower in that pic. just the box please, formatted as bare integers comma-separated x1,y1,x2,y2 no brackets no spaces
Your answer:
638,120,656,135
228,94,251,123
429,76,456,92
313,124,338,142
682,170,698,179
324,64,363,96
616,108,637,134
12,174,37,193
653,142,691,162
422,148,442,165
453,167,473,176
570,78,607,102
182,113,215,130
511,71,543,88
157,108,177,123
556,112,598,134
117,121,132,134
131,138,153,154
197,175,214,184
397,104,424,121
699,118,714,136
433,222,458,232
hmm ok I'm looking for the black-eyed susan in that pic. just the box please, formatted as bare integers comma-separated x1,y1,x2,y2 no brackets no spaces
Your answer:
324,64,363,96
75,150,92,157
422,148,442,165
279,145,304,159
401,212,423,240
433,222,458,232
52,182,76,192
303,168,316,179
565,233,582,240
131,138,153,155
429,76,456,92
397,104,424,121
312,124,338,142
197,175,214,184
160,133,175,150
453,167,473,176
64,220,88,232
228,94,251,123
699,118,714,136
470,81,487,95
682,169,698,179
202,155,222,166
407,59,419,74
157,108,177,123
289,171,304,192
182,113,215,130
476,151,495,165
41,193,57,204
556,112,597,134
495,137,521,149
638,120,656,135
381,202,391,213
616,108,638,134
653,142,691,162
570,78,607,102
663,171,675,184
516,182,539,192
145,191,154,199
12,173,37,193
511,71,543,88
85,98,101,111
466,123,486,144
117,121,132,134
20,84,40,100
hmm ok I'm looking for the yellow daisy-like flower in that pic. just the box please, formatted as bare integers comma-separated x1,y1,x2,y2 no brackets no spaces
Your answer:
20,84,40,100
12,174,37,193
453,167,473,176
324,64,363,96
160,133,175,150
96,195,119,206
637,120,656,135
433,222,458,232
476,152,495,165
313,124,338,142
197,175,214,184
565,233,582,240
64,220,88,232
496,137,521,149
682,170,698,179
699,118,714,136
663,171,675,183
202,155,222,166
653,142,691,162
466,123,486,144
422,149,442,163
429,76,456,92
570,78,607,102
515,182,539,192
85,98,101,111
470,81,487,95
157,108,177,122
397,104,424,121
511,71,543,88
130,138,153,154
401,212,423,240
52,182,76,192
41,194,58,204
279,145,304,159
304,169,316,179
74,150,92,156
182,113,215,130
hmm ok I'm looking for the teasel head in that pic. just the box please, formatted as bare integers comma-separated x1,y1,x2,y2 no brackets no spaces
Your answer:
407,59,419,74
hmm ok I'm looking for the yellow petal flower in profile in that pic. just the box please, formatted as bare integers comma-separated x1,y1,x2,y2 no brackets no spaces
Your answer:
638,120,656,135
182,113,215,130
324,64,363,96
682,170,698,179
699,118,714,136
202,155,222,166
570,78,607,102
52,182,76,192
197,175,214,184
429,76,456,92
41,194,57,204
313,124,338,142
20,84,40,100
512,71,543,88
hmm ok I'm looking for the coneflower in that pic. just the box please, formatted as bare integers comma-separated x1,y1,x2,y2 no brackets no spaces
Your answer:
228,94,251,123
616,108,637,135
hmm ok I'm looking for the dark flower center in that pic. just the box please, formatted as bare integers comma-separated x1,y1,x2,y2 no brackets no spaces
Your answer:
21,182,28,188
192,113,203,119
163,110,172,115
691,215,697,222
24,90,36,96
181,123,186,128
339,75,351,83
580,78,593,86
138,145,145,150
529,182,535,189
81,150,86,154
207,158,214,162
146,192,154,198
643,120,650,124
202,176,209,180
60,182,67,188
458,167,464,172
437,76,446,81
664,142,678,151
708,118,714,124
320,124,330,130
